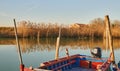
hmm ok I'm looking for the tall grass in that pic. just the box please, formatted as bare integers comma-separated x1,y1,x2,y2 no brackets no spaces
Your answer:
0,27,14,38
0,17,120,38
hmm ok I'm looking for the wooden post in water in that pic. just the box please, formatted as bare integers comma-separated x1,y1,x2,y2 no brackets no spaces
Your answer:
37,31,40,44
104,15,115,63
55,26,61,60
55,37,60,60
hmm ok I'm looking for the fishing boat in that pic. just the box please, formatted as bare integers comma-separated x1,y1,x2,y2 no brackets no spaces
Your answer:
20,54,112,71
13,15,120,71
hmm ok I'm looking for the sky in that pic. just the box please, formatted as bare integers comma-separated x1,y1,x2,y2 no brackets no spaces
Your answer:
0,0,120,27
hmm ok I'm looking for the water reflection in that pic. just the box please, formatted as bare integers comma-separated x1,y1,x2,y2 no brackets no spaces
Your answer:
0,38,15,45
0,38,120,53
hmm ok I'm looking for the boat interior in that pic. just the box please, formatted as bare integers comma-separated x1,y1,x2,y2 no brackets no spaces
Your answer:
37,54,111,71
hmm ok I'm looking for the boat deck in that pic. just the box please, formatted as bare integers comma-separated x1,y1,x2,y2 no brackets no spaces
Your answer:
34,67,96,71
65,67,96,71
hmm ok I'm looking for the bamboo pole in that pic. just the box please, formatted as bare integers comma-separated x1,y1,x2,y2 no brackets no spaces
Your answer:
13,19,23,65
55,26,61,60
104,15,115,63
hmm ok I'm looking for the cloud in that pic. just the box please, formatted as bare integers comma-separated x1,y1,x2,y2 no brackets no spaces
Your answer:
27,4,40,11
24,0,41,11
0,12,13,18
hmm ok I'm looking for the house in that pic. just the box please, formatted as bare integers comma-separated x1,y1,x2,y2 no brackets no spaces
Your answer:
69,23,87,28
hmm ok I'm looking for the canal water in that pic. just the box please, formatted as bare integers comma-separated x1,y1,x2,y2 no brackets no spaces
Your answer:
0,38,120,71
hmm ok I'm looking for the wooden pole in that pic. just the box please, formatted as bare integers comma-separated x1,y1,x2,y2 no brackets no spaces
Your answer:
37,31,40,44
105,22,109,53
13,19,23,65
55,26,61,60
55,37,60,60
104,15,115,63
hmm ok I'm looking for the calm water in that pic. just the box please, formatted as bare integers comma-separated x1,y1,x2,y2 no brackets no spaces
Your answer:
0,38,120,71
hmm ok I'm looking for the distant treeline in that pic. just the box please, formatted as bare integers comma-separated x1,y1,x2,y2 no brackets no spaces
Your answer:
0,17,120,38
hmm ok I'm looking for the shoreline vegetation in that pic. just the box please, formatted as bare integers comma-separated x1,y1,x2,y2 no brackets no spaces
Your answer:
0,17,120,39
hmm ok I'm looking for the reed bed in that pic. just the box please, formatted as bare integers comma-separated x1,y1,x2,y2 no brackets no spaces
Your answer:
0,18,120,38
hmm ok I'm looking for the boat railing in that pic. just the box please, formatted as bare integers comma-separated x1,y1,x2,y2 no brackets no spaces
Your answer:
40,54,80,71
97,53,112,71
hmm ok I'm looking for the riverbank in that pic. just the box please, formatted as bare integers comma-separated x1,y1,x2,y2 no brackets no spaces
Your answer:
1,17,120,38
